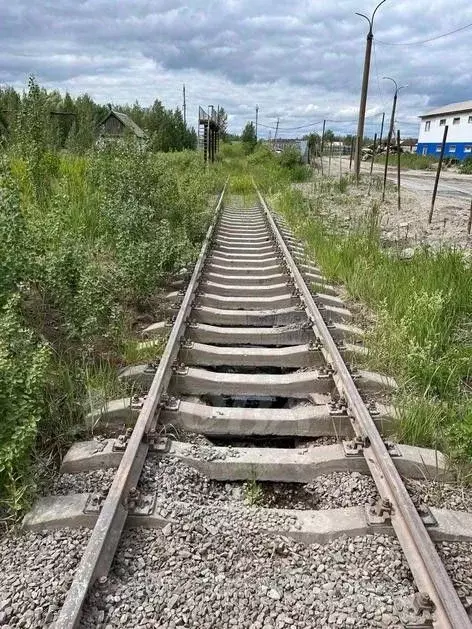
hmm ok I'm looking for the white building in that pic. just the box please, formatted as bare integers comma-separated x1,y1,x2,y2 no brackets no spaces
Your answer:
416,100,472,160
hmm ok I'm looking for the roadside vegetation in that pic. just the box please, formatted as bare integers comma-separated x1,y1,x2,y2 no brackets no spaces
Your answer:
460,157,472,174
274,182,472,469
0,79,223,519
374,152,439,170
374,151,472,172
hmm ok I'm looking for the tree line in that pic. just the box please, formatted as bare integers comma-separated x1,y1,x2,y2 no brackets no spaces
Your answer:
0,76,202,153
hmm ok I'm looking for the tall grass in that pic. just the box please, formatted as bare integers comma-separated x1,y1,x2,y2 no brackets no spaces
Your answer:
276,186,472,463
0,145,224,516
219,142,311,194
374,152,438,170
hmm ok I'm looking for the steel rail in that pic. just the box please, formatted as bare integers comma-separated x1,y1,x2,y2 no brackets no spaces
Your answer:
54,184,227,628
256,186,471,629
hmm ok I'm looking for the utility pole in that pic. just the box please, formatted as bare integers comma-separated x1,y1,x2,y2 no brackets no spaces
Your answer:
378,111,385,148
353,0,388,177
382,77,407,200
274,117,279,149
320,119,326,174
183,84,187,125
321,119,326,153
255,105,259,141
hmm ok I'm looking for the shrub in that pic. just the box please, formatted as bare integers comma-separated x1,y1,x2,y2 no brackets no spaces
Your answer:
0,296,50,516
0,162,28,301
278,146,303,169
0,140,224,515
459,157,472,174
275,186,472,461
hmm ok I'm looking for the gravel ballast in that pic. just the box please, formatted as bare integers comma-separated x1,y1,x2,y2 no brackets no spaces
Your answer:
0,528,89,628
80,526,416,629
155,457,380,511
6,446,472,628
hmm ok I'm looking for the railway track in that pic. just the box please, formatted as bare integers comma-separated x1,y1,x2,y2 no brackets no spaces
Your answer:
24,185,472,628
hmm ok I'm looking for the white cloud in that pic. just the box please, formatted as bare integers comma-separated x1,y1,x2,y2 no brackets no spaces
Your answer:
0,0,471,138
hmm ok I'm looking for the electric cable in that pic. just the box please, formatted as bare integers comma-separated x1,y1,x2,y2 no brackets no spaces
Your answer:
377,21,472,46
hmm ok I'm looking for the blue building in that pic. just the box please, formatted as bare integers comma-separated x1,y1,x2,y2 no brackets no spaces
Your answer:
416,100,472,160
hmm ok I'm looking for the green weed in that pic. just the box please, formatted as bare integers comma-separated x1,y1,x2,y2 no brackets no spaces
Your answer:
0,127,223,515
243,478,264,506
275,183,472,464
374,152,438,170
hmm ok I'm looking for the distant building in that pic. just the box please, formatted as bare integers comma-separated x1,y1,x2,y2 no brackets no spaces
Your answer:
272,138,309,163
416,100,472,160
400,138,418,154
97,106,147,143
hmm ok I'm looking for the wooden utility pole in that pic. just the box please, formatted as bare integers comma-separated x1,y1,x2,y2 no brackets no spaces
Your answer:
321,119,326,155
320,119,326,175
353,0,387,177
255,105,259,140
274,117,279,149
183,84,187,125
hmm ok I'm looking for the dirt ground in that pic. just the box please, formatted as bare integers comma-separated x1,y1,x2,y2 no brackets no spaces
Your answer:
299,158,472,252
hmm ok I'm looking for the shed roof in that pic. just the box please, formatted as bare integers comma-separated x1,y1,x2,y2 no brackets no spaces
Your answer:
99,109,147,138
420,100,472,118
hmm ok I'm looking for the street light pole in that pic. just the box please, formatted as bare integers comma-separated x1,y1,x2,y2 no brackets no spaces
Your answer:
382,78,407,200
354,0,388,178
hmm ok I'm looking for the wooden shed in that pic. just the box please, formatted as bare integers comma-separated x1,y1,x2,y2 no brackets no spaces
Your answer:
97,107,146,141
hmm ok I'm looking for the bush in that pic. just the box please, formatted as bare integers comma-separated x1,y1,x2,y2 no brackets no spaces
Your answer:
278,146,302,169
0,296,50,516
0,142,223,515
0,162,28,300
459,157,472,174
276,187,472,462
277,147,311,182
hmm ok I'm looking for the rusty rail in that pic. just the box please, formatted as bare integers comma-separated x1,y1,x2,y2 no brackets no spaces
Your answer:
54,184,227,628
256,185,471,629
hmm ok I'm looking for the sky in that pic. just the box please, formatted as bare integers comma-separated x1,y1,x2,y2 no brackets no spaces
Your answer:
1,0,471,139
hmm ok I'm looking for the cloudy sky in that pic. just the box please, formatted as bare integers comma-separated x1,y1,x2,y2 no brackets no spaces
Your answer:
1,0,471,138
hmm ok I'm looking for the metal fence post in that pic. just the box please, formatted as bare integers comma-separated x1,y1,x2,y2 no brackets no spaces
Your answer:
368,132,377,196
428,125,449,224
397,130,401,212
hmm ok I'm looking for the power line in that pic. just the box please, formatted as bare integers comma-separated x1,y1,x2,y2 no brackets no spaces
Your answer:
258,119,324,131
258,112,385,132
377,21,472,46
